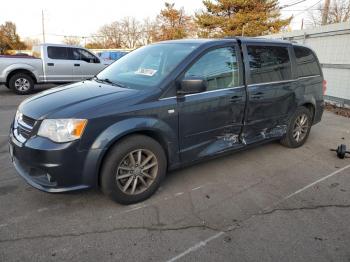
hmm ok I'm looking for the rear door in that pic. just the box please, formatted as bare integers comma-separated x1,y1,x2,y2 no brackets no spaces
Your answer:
242,42,296,143
44,46,74,82
178,44,246,161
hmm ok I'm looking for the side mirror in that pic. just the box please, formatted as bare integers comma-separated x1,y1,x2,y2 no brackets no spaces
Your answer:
177,77,207,95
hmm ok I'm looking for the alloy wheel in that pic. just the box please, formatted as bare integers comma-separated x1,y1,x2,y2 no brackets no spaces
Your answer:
14,78,30,91
292,113,309,142
116,149,158,195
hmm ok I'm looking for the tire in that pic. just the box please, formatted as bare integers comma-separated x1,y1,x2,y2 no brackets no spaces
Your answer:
280,106,312,148
9,73,34,95
100,135,167,205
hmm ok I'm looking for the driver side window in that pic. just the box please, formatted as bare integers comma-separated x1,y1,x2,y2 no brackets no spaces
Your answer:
185,47,240,91
78,49,99,63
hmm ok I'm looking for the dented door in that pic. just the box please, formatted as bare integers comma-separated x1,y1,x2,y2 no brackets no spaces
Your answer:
241,42,296,143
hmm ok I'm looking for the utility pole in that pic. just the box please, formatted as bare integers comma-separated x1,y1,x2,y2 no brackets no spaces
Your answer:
321,0,331,25
42,10,46,43
301,18,304,30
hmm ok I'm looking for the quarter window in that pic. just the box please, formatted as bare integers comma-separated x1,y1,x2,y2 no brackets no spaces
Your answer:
293,46,321,77
184,47,240,91
247,45,292,84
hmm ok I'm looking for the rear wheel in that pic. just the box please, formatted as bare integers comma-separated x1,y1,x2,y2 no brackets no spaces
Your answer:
9,73,34,95
100,135,167,205
280,106,312,148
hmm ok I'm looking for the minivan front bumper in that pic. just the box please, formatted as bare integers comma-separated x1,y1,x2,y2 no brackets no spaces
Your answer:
9,129,103,193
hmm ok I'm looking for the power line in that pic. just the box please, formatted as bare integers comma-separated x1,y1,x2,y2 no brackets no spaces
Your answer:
292,0,323,17
280,0,307,9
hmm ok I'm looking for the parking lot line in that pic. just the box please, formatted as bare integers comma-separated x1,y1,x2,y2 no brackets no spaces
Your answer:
166,231,226,262
166,164,350,262
283,164,350,199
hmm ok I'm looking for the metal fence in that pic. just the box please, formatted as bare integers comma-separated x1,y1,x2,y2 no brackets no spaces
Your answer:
263,22,350,107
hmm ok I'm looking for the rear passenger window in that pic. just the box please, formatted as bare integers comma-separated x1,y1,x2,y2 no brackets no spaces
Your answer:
185,47,240,91
293,46,321,77
47,47,68,60
247,45,292,84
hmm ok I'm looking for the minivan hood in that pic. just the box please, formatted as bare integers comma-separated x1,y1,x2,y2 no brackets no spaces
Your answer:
19,81,139,119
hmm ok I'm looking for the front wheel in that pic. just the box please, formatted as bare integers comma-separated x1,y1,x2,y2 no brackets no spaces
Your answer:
100,135,167,205
280,106,312,148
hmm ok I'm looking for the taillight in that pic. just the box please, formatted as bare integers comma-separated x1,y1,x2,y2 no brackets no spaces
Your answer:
322,80,327,95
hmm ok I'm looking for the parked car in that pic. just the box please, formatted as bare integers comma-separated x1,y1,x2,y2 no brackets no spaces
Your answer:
9,38,325,204
0,44,108,94
98,50,129,64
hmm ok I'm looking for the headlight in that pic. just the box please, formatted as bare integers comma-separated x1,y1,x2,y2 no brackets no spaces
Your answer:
38,119,87,143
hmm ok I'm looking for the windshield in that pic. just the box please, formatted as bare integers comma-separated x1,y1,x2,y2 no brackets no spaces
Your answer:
97,43,199,90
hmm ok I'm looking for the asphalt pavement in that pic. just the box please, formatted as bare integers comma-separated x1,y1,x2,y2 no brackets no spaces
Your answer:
0,85,350,262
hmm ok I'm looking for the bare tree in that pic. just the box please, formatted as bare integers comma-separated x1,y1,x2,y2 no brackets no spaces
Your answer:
140,18,158,45
329,0,350,23
121,17,142,48
98,21,123,48
307,0,350,27
23,37,40,49
63,36,81,46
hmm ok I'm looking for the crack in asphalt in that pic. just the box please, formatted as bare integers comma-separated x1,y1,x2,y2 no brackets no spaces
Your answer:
260,204,350,216
1,203,349,244
0,224,219,243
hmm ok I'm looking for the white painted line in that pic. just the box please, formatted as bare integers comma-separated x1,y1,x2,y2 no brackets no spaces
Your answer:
0,223,8,228
191,186,202,191
123,204,148,213
37,207,49,213
275,164,350,207
167,164,350,261
174,192,184,197
166,231,225,262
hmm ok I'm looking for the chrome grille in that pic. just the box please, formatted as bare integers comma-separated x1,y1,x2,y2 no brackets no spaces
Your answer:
22,115,36,127
14,113,36,142
18,125,31,139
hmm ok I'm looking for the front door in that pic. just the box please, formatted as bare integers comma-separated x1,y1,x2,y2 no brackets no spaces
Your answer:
242,43,297,143
178,45,246,162
76,48,106,79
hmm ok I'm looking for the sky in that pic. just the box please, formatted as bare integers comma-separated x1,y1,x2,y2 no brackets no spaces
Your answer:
0,0,323,43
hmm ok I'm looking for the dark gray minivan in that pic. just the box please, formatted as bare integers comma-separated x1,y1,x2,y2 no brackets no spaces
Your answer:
9,38,325,204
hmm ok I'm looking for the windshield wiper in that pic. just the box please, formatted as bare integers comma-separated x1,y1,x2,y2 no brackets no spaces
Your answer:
93,76,127,88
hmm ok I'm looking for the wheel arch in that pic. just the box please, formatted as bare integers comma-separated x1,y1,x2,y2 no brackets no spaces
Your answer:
96,130,172,186
89,118,178,187
6,69,38,86
298,95,316,122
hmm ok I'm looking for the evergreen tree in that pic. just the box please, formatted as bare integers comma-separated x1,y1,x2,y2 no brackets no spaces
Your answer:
196,0,292,37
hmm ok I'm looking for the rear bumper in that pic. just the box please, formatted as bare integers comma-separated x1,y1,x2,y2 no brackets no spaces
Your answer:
9,129,104,193
313,100,325,125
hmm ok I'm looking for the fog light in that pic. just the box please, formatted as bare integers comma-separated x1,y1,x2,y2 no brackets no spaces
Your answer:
47,174,53,182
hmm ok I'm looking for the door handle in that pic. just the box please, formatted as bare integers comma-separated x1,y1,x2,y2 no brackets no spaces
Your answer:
74,64,80,67
47,63,54,66
229,95,243,102
251,92,263,99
